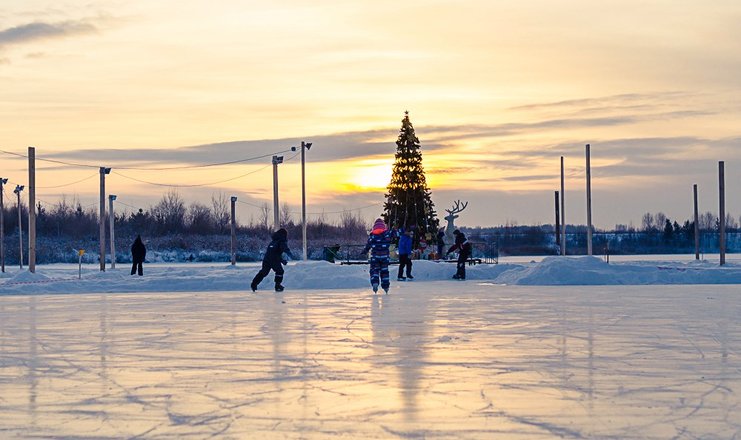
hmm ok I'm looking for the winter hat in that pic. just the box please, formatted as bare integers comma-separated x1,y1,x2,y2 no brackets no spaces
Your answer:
373,218,387,231
453,229,460,235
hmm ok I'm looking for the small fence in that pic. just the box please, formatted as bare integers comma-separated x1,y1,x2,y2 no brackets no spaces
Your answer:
322,241,498,265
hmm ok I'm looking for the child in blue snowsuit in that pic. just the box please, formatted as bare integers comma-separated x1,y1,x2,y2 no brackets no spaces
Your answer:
362,218,395,293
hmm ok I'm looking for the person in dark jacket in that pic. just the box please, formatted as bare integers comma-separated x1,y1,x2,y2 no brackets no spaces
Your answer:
446,229,471,280
397,224,415,280
130,235,146,276
362,218,395,293
436,228,446,260
251,228,294,292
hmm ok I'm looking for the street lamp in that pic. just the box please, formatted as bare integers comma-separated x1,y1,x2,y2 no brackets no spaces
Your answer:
0,177,7,272
14,185,24,269
272,155,283,230
300,142,312,260
109,194,117,269
99,167,111,271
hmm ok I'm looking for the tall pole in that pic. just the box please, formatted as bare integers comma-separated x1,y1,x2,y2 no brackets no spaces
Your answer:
585,144,592,256
554,191,560,247
301,141,312,261
230,196,237,266
99,167,110,271
15,186,23,269
1,178,6,273
28,147,36,273
719,161,726,266
560,156,566,256
272,155,282,231
109,195,116,269
693,184,700,260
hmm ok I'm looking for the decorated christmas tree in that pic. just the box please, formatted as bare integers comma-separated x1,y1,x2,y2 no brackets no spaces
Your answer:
383,112,439,246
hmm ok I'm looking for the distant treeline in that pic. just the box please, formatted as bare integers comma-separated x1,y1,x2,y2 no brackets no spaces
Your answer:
2,194,739,263
464,210,741,256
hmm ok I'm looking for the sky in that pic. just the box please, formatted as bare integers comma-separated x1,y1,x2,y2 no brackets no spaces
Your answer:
1,0,741,229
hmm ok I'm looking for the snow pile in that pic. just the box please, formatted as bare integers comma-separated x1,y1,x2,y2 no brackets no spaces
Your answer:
2,256,741,295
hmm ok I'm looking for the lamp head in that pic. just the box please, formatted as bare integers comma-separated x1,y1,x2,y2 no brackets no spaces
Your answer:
109,194,117,201
1,178,7,184
231,196,238,202
305,142,312,150
14,185,24,193
273,155,284,164
103,167,112,174
291,146,297,152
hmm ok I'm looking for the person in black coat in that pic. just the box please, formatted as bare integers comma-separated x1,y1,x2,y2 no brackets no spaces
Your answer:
446,229,471,280
131,235,146,276
251,228,294,292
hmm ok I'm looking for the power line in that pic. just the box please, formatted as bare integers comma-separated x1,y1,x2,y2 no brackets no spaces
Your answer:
35,172,99,189
0,147,297,171
112,161,273,188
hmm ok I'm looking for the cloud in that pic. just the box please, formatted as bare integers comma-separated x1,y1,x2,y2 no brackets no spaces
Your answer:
508,91,692,112
0,19,97,49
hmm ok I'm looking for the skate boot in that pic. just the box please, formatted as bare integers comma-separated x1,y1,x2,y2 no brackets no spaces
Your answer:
250,282,257,292
407,274,414,280
274,284,285,292
372,283,379,293
397,276,406,281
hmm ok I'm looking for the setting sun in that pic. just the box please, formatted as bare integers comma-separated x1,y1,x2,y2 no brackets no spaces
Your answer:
345,160,393,191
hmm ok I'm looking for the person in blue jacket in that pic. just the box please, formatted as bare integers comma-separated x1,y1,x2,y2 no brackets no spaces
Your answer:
362,218,395,294
397,224,415,280
251,228,294,292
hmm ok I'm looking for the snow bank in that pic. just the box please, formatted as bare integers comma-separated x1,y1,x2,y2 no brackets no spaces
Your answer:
2,256,741,295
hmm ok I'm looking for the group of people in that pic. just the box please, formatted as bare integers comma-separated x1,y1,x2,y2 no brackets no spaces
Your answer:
128,218,472,294
247,217,473,293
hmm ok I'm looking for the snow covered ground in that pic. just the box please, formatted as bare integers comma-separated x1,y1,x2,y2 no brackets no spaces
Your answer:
2,255,741,295
1,257,740,438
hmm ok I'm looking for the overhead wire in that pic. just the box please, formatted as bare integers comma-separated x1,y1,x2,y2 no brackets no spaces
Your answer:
0,147,296,171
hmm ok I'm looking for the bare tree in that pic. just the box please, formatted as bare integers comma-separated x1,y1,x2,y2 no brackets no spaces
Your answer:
151,189,186,233
258,202,271,232
280,202,293,227
187,202,214,234
641,212,655,231
655,212,667,231
211,192,230,233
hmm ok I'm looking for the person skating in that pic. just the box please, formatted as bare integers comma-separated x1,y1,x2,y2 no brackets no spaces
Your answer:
446,229,471,280
130,235,146,276
251,228,294,292
362,218,395,294
397,224,415,281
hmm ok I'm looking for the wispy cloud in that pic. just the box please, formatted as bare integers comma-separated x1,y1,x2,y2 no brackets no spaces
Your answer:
0,19,97,49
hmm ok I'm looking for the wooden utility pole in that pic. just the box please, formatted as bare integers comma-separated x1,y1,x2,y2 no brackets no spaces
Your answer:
560,156,566,256
15,186,23,269
99,167,110,271
0,177,6,273
554,191,560,247
28,147,36,272
230,196,237,265
272,155,282,231
585,144,593,256
719,161,726,266
693,184,700,260
109,195,116,269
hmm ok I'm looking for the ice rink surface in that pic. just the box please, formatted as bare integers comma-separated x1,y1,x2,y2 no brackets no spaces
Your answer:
1,282,740,439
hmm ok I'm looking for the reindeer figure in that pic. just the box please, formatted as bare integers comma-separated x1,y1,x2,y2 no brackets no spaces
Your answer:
444,200,468,243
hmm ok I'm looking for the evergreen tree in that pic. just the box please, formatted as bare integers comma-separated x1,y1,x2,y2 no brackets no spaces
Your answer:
383,112,439,245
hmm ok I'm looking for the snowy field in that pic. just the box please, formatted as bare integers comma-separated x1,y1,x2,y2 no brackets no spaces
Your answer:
1,257,741,438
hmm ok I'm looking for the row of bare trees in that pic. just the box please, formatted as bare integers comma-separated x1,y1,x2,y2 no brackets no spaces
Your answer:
1,190,370,242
